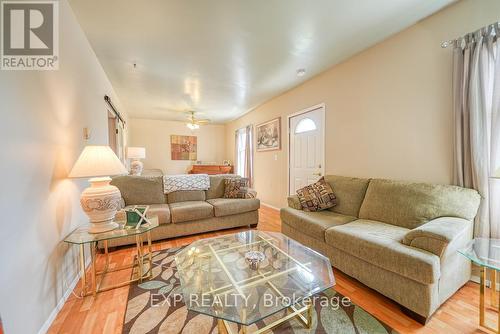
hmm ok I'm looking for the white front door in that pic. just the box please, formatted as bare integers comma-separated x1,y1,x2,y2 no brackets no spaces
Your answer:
289,105,325,195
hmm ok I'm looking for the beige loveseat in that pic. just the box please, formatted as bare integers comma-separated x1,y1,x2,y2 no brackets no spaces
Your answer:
107,175,260,247
281,175,480,323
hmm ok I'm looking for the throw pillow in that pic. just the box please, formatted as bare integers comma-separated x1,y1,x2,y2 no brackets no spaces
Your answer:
296,177,336,211
111,176,165,206
224,178,250,198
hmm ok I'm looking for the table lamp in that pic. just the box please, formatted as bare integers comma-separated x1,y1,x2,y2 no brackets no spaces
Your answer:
69,145,128,233
127,147,146,175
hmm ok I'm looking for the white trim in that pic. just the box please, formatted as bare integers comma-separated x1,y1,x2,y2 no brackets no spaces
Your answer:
261,202,280,211
287,103,325,119
470,275,500,289
37,257,91,334
287,103,326,195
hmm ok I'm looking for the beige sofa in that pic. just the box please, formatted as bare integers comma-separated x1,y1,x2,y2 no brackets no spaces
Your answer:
281,175,481,323
107,175,260,247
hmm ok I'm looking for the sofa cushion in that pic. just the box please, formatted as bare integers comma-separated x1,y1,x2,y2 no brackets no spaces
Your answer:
325,219,440,284
167,190,206,203
116,204,171,225
280,207,356,241
358,179,481,229
169,201,214,223
324,175,370,217
111,176,166,205
207,198,260,217
205,175,239,199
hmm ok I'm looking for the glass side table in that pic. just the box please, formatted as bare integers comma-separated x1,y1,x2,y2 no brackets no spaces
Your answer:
459,238,500,333
64,216,159,297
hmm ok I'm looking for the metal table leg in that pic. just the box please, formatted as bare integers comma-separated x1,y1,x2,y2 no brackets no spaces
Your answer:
136,235,143,282
480,266,500,333
148,231,153,278
79,244,87,296
91,241,97,297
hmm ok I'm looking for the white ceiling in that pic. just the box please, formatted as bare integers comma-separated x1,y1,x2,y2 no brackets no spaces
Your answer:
69,0,455,123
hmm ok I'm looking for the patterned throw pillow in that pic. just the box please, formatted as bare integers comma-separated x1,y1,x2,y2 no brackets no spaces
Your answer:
296,177,337,211
224,178,250,198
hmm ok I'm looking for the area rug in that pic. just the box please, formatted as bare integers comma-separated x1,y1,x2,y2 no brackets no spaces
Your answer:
123,246,398,334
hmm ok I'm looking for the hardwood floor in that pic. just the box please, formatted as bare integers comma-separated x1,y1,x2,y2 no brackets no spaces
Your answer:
49,205,492,334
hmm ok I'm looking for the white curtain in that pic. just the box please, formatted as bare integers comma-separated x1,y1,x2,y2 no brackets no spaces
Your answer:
244,124,254,187
235,125,254,187
453,23,500,237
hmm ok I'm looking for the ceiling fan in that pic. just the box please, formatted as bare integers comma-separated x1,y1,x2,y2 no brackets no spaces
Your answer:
185,111,210,130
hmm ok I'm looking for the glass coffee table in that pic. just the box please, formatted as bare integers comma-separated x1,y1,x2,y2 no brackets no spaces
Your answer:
175,230,335,334
459,238,500,333
64,216,159,297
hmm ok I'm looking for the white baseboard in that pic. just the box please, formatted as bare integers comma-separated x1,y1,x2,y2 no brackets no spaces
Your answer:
261,202,280,211
37,258,91,334
470,275,500,290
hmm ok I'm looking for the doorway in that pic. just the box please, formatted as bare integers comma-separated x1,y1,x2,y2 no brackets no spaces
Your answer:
108,111,117,153
288,104,325,195
107,108,126,163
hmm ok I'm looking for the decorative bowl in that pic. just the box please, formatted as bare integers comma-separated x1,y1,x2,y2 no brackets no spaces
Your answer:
245,250,265,270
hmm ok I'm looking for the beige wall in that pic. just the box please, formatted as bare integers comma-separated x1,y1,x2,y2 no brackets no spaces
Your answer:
129,118,227,174
0,1,127,333
226,0,500,208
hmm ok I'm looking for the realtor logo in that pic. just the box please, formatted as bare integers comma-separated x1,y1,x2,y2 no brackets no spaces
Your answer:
1,0,59,70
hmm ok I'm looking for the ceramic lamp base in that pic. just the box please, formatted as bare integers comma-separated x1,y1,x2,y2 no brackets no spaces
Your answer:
130,159,143,176
89,220,119,233
81,176,122,233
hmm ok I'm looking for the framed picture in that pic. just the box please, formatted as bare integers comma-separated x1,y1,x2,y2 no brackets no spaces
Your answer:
256,117,281,151
171,135,197,160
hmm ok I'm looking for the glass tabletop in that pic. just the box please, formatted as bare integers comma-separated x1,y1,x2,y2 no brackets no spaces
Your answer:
64,216,159,244
458,238,500,271
174,230,335,325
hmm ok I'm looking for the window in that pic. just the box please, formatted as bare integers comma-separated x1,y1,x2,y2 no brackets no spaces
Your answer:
236,128,247,177
295,118,317,134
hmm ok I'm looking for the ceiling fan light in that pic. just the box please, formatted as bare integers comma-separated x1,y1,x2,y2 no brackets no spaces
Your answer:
186,123,199,130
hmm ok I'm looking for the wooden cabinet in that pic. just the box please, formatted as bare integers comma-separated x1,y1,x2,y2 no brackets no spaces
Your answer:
189,165,233,175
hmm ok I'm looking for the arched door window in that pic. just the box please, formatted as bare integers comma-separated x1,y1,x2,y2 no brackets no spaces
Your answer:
295,118,317,134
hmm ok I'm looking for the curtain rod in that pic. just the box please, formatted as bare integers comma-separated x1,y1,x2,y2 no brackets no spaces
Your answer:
441,21,499,48
104,95,126,125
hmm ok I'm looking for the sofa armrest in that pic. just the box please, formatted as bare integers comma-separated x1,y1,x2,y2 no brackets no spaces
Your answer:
402,217,471,257
287,195,302,210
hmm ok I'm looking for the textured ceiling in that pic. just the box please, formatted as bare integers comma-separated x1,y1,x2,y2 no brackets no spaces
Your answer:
69,0,455,123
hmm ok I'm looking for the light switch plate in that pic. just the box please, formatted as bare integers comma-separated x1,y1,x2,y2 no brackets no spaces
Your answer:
83,127,90,140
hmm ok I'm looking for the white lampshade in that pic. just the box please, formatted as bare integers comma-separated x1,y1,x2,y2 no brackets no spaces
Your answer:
69,145,127,178
127,147,146,159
